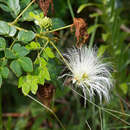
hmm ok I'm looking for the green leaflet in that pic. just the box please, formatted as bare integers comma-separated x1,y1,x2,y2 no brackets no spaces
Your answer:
18,57,33,73
18,30,35,43
12,43,30,57
5,48,16,59
8,0,20,16
44,47,55,59
25,41,41,50
0,66,9,79
18,75,38,95
0,37,6,51
9,26,17,37
0,21,9,35
18,56,51,95
0,75,2,87
10,60,22,77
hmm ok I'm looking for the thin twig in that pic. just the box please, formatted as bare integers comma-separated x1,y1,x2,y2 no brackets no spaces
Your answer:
114,92,130,108
120,24,130,33
67,0,74,19
34,40,49,64
11,0,35,25
42,24,72,34
85,120,92,130
2,113,26,118
27,94,66,130
99,108,103,130
69,86,130,125
9,39,17,49
89,16,98,48
8,23,27,32
49,41,72,72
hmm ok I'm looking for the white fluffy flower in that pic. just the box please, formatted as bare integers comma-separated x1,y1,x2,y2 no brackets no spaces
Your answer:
63,46,113,103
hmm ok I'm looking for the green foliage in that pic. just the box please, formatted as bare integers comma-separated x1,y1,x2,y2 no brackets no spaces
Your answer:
12,43,30,57
5,48,16,59
25,41,41,50
119,83,128,95
44,47,55,59
88,24,99,34
18,57,33,72
0,66,9,79
15,46,54,95
15,118,28,130
18,30,35,43
8,26,17,37
18,75,38,95
0,59,7,66
30,12,52,30
52,18,65,29
0,75,2,87
77,3,100,13
0,21,9,35
0,37,6,50
10,60,22,77
7,0,20,16
0,3,10,12
97,45,108,57
18,56,51,95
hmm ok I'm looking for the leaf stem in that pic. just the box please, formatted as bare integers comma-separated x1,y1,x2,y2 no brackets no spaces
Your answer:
49,41,72,71
8,23,72,34
67,0,75,19
9,39,17,49
34,40,49,64
27,94,66,130
8,23,27,32
11,0,35,25
70,87,130,125
89,16,98,48
43,24,72,34
99,108,103,130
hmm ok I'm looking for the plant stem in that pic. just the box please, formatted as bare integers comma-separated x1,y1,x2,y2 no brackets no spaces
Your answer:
69,87,130,125
11,0,35,25
8,23,27,32
27,94,66,130
34,40,49,64
43,24,72,34
8,23,72,34
36,34,72,71
99,108,103,130
39,41,49,57
36,34,49,41
9,39,17,49
89,16,98,49
49,41,72,71
67,0,74,19
85,120,92,130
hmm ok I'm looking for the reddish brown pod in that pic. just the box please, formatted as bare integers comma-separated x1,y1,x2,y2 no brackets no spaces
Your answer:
37,83,55,107
71,17,89,48
39,0,54,16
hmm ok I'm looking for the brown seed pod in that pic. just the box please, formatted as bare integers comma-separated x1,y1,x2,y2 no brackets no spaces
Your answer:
39,0,54,16
37,83,55,107
71,17,89,48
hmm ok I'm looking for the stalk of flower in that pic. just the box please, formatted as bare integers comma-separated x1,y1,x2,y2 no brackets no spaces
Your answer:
62,46,113,106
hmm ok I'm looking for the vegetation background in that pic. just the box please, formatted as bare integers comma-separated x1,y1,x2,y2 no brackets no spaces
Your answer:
0,0,130,130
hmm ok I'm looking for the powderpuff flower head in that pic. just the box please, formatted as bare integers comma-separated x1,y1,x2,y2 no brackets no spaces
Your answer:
63,46,113,103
